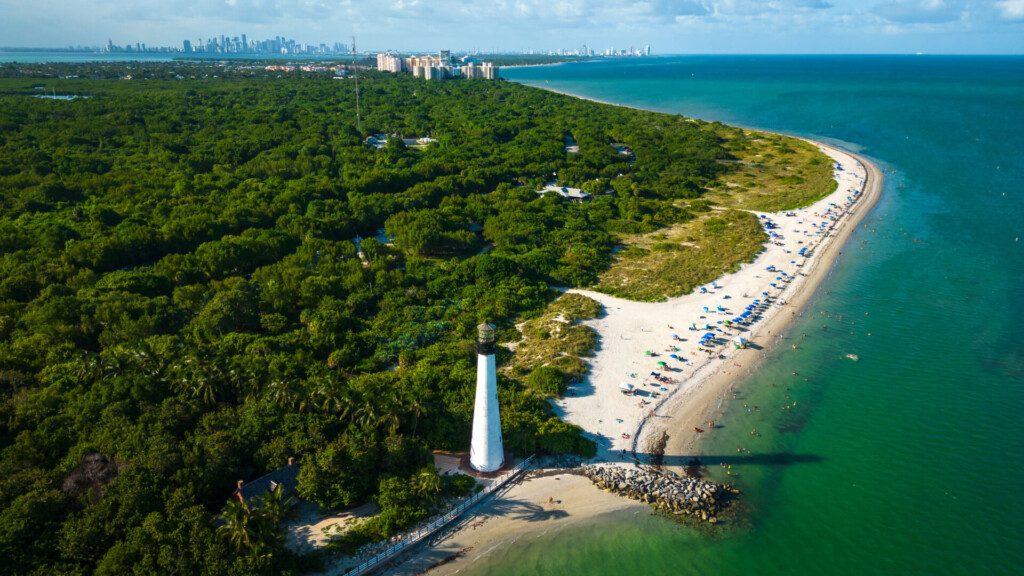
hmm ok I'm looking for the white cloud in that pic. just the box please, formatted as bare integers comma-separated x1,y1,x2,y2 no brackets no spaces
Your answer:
0,0,1019,52
995,0,1024,20
873,0,968,24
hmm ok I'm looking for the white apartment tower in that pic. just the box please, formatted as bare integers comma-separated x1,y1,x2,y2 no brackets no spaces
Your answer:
376,53,404,73
470,322,504,472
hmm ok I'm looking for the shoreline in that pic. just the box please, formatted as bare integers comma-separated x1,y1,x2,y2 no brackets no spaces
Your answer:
550,142,876,463
383,89,884,576
651,142,884,462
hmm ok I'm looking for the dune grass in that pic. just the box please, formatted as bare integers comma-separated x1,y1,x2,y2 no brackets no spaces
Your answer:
506,293,602,396
509,127,835,379
707,128,837,212
592,209,767,302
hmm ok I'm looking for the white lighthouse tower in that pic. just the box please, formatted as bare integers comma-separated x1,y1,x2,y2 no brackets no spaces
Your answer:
470,322,504,472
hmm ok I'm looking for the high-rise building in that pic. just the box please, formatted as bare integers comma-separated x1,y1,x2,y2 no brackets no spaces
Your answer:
645,45,651,56
182,39,192,53
376,52,404,73
461,62,480,78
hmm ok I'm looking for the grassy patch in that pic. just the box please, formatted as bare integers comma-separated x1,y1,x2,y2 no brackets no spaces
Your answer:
707,128,837,212
592,210,767,302
505,293,602,396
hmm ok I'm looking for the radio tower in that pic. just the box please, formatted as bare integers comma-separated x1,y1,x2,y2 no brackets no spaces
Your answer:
351,36,362,133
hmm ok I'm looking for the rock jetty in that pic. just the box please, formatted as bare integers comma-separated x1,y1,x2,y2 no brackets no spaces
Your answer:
580,464,736,523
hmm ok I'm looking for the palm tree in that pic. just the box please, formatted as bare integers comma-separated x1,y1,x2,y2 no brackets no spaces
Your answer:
267,378,298,410
412,467,442,504
169,355,222,406
353,402,379,428
68,354,101,383
191,373,219,406
218,499,255,553
256,484,296,526
313,379,354,419
407,395,427,438
379,408,401,436
399,375,432,438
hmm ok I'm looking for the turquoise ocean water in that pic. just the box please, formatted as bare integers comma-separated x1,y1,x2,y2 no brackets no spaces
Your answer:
489,56,1024,575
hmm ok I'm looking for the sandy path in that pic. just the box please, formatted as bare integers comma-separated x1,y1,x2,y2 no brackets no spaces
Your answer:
387,143,883,575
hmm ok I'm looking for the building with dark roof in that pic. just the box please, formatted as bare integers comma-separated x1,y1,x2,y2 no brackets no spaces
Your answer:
233,457,299,505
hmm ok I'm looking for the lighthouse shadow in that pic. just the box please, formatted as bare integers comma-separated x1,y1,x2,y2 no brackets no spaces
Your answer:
599,450,825,468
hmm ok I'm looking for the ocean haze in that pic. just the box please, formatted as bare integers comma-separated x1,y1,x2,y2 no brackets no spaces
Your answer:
0,0,1022,53
468,55,1024,576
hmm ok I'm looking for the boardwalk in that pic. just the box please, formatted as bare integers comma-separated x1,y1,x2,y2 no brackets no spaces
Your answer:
343,456,535,576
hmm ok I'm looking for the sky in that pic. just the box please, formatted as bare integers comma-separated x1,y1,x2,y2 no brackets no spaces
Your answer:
1,0,1022,54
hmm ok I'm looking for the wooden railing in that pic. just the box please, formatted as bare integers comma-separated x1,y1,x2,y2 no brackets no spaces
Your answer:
343,455,535,576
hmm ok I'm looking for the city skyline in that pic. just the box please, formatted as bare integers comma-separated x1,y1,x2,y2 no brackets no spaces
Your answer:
98,34,349,55
13,32,653,59
0,0,1022,54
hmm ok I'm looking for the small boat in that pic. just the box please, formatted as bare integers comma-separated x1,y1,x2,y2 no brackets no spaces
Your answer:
845,353,859,361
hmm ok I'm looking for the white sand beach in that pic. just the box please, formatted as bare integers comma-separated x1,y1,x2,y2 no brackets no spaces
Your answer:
553,143,868,462
385,142,883,576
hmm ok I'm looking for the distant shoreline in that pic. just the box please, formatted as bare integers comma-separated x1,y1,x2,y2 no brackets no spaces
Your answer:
500,59,598,70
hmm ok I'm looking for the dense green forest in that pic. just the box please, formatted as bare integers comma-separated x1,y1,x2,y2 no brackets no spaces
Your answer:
0,61,763,574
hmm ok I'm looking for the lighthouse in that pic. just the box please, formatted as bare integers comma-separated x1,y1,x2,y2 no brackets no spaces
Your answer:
470,322,504,472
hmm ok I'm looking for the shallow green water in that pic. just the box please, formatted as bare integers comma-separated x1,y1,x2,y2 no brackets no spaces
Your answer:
472,56,1024,576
